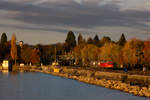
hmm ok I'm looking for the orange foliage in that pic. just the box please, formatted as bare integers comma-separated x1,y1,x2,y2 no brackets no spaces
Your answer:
30,49,40,64
143,40,150,67
10,34,17,65
122,39,144,67
100,43,122,65
81,44,99,66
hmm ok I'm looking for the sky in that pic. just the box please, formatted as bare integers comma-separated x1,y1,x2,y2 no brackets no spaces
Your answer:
0,0,150,44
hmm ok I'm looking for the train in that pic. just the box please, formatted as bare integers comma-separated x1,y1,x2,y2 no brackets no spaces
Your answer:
98,61,114,68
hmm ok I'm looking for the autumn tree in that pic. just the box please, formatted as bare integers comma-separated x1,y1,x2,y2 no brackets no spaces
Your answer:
100,36,111,46
117,33,126,46
81,44,99,66
30,48,40,65
143,40,150,68
11,34,17,65
99,43,122,66
20,46,32,64
65,31,76,52
122,39,144,68
74,44,85,65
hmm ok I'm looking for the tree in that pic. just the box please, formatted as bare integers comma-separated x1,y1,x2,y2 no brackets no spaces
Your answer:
81,44,99,66
99,43,122,66
0,33,8,59
94,34,99,41
78,33,85,45
11,34,17,65
74,44,85,65
35,44,43,63
93,34,100,46
65,31,76,52
30,48,40,65
1,32,7,46
100,36,111,46
117,33,126,46
20,46,32,64
143,40,150,68
122,39,144,68
87,37,93,44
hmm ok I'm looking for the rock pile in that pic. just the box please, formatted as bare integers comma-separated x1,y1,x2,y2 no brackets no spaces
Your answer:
40,67,150,98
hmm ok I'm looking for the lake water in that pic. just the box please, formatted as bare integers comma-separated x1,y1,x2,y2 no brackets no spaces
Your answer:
0,72,149,100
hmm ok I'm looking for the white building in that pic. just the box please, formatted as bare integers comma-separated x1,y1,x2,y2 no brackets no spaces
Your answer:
2,60,12,71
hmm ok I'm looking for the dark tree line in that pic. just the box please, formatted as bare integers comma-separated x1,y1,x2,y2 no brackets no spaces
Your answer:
0,31,127,66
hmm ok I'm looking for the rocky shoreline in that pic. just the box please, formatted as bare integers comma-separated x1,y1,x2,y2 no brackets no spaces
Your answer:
38,66,150,98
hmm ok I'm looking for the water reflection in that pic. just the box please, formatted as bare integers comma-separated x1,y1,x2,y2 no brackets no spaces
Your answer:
0,72,149,100
2,70,9,74
2,71,18,78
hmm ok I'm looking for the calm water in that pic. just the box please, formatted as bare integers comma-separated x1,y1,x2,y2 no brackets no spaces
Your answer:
0,72,149,100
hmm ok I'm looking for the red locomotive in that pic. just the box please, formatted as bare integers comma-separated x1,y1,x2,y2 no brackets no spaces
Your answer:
98,61,114,68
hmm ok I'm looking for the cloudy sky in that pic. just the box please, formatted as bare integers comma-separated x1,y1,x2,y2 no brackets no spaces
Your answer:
0,0,150,44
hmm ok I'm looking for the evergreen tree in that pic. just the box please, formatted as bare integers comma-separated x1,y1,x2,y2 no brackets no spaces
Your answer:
118,33,127,46
65,31,76,52
87,37,93,44
1,32,7,46
0,33,7,59
94,34,99,41
93,34,100,46
78,33,84,45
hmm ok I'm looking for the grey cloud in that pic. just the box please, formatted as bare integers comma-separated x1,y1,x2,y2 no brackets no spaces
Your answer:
0,23,94,35
0,0,150,32
0,23,68,33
